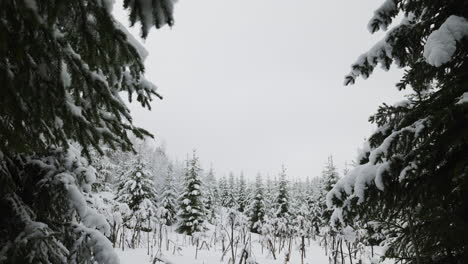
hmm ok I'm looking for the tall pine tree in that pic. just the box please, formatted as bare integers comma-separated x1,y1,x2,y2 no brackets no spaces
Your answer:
247,173,266,233
0,1,176,262
158,163,178,226
275,166,289,218
328,1,468,262
176,152,206,235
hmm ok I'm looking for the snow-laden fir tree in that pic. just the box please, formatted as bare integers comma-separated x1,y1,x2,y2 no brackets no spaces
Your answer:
275,166,289,218
0,1,176,262
319,156,339,224
263,176,276,214
176,152,206,235
247,173,266,233
203,166,218,222
115,158,157,213
328,1,468,262
115,157,157,248
224,172,238,209
236,172,248,212
158,163,178,226
218,175,230,207
305,177,322,237
293,203,314,264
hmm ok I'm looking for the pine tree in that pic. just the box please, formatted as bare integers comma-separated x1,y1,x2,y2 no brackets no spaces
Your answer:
320,156,339,223
203,166,217,222
247,173,266,233
176,152,206,235
0,1,175,262
329,1,468,262
275,166,289,218
158,164,178,226
218,175,230,207
224,172,238,209
115,158,157,213
236,172,248,212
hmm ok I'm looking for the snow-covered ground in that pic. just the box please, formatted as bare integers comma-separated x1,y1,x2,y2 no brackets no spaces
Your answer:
116,228,329,264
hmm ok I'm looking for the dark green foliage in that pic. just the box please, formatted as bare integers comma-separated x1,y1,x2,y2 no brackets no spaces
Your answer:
176,153,206,235
320,156,339,223
330,1,468,263
275,166,289,218
0,0,168,157
248,174,265,233
0,0,175,262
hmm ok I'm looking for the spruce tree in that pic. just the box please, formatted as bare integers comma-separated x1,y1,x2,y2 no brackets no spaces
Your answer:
320,156,339,224
158,164,178,226
275,166,289,218
204,166,217,222
224,172,238,209
236,172,248,212
115,158,157,214
247,173,266,233
176,152,206,235
0,1,175,262
329,1,468,262
218,175,230,207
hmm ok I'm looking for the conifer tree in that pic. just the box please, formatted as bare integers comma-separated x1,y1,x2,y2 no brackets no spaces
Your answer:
319,156,339,223
224,172,238,209
329,1,468,262
236,172,248,212
204,166,217,222
0,1,176,262
158,164,178,226
247,173,266,233
275,166,289,218
176,152,206,235
115,157,157,217
218,175,230,207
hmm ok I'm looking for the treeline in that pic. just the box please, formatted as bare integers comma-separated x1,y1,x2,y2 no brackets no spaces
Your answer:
88,139,375,263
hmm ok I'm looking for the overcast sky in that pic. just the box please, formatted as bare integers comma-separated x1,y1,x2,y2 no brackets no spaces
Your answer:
114,0,406,180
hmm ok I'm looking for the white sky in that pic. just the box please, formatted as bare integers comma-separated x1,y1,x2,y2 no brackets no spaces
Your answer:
113,0,406,180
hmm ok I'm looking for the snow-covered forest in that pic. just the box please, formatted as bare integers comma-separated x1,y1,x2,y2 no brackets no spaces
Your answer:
1,0,467,264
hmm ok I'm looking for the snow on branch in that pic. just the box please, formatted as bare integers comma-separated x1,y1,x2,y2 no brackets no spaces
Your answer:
367,0,398,33
327,118,429,209
345,14,414,85
423,15,468,67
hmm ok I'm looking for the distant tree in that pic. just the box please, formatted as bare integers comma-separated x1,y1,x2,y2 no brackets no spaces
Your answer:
115,158,157,212
176,152,206,235
218,175,230,207
247,173,266,233
236,172,248,212
275,166,289,218
224,172,238,209
158,164,178,226
319,156,339,224
203,166,217,223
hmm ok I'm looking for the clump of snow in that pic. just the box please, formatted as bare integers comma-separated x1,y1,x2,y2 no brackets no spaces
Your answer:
61,60,72,88
367,0,397,33
345,14,414,85
327,118,429,207
424,15,468,67
114,21,149,61
65,92,83,118
456,92,468,104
